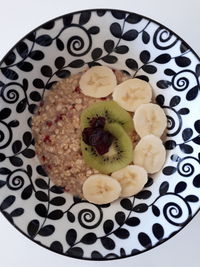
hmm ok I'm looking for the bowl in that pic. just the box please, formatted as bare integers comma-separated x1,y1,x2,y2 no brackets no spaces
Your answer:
0,9,200,260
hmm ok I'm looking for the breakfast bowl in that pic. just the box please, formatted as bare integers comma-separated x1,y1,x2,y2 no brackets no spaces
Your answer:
0,9,200,260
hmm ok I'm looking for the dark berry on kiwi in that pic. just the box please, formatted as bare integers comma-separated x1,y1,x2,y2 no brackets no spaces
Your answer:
89,116,106,129
82,127,94,145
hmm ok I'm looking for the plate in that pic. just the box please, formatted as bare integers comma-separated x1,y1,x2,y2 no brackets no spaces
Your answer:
0,9,200,260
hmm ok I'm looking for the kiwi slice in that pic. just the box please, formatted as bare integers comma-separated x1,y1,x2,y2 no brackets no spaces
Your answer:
81,123,133,174
80,100,134,134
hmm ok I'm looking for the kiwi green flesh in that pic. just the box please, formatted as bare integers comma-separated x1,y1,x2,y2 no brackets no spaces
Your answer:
80,100,134,134
81,123,133,174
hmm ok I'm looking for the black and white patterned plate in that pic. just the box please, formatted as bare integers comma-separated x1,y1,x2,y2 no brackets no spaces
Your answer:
0,9,200,260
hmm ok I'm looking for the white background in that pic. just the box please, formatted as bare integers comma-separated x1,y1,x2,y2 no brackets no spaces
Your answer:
0,0,200,266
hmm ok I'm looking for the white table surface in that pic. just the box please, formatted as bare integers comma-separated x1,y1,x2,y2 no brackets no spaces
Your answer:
0,0,200,266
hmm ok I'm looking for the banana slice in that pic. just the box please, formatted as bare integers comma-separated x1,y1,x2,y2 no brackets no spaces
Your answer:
79,66,117,98
111,165,148,197
82,174,121,204
112,78,152,112
133,103,167,138
133,135,166,174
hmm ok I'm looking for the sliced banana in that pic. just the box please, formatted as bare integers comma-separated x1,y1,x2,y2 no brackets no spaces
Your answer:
111,165,148,197
79,66,117,98
133,135,166,174
82,174,121,204
112,78,152,112
133,103,167,138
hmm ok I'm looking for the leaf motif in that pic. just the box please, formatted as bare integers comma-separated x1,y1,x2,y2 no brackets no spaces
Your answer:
175,56,191,67
111,10,126,19
91,48,103,60
196,64,200,77
23,131,32,146
66,229,77,246
10,208,24,217
164,68,176,76
159,181,169,196
193,174,200,188
30,91,41,102
63,14,73,26
180,143,193,154
55,56,65,69
103,219,114,234
186,86,199,101
152,205,160,216
67,247,83,257
27,220,40,237
0,180,6,188
50,241,63,253
125,13,142,24
140,50,150,64
88,26,100,35
17,62,33,72
169,95,181,107
195,120,200,133
4,51,16,66
185,195,199,202
135,75,149,82
38,225,55,236
35,191,49,202
9,156,23,167
8,120,19,127
170,154,181,162
81,233,97,244
0,108,11,120
48,210,63,220
41,65,53,77
182,128,193,141
36,165,47,176
35,178,49,189
2,211,13,223
162,166,177,175
142,31,150,44
175,181,187,193
138,232,152,248
79,11,91,25
49,196,66,206
35,204,47,217
56,38,64,51
135,190,152,199
16,98,27,113
42,20,55,30
16,41,29,58
110,23,122,38
164,140,177,150
1,68,18,80
0,167,11,175
156,80,171,89
125,217,140,226
12,140,22,154
115,211,126,226
67,211,75,222
104,40,115,53
152,223,164,240
122,30,138,41
21,184,33,200
56,69,70,79
155,94,165,107
144,177,153,187
180,42,189,53
50,185,64,194
73,196,82,203
68,60,85,68
132,203,148,213
0,195,15,210
142,65,157,74
120,198,132,210
35,35,52,46
154,54,171,64
33,78,45,89
91,250,103,259
101,236,115,250
125,58,138,70
26,31,36,42
102,55,117,64
114,228,129,239
178,108,189,115
21,148,35,158
114,45,129,54
29,50,44,60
